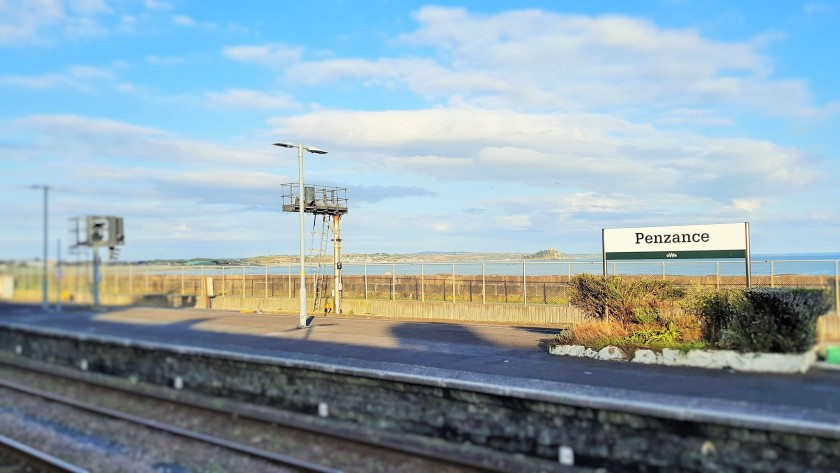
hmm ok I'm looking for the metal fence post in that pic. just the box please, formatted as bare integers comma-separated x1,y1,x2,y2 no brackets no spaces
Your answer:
222,266,226,297
835,260,839,315
264,265,268,299
568,262,572,282
482,262,486,305
242,266,246,297
364,262,368,300
288,264,292,299
523,261,527,306
452,263,456,304
420,263,424,302
112,265,118,295
770,261,775,288
391,264,395,301
200,266,204,298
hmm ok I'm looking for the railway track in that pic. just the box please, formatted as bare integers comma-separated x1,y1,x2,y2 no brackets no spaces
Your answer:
0,376,341,473
0,355,525,473
0,434,88,473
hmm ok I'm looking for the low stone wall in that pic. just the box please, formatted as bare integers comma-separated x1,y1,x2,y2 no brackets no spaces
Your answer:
549,345,817,373
0,324,838,472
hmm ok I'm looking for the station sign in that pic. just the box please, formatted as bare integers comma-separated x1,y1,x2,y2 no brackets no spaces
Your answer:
602,223,749,260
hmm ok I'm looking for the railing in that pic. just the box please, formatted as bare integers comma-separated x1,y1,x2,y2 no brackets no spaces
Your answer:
4,259,838,313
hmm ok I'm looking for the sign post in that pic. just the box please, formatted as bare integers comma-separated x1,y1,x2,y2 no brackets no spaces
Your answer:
602,223,751,287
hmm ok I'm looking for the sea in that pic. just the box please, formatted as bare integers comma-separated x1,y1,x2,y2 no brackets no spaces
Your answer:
180,253,840,278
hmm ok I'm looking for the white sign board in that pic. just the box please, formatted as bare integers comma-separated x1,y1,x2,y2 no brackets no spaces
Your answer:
603,223,749,260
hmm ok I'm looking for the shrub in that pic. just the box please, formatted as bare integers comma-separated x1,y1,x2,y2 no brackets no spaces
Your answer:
684,289,747,346
727,288,831,353
687,287,831,353
568,274,685,325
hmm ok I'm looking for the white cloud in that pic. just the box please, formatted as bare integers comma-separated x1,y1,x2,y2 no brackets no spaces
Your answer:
222,43,303,68
654,108,736,127
15,114,280,167
0,0,115,45
0,65,115,91
172,14,196,27
804,2,836,15
144,0,172,11
269,107,823,202
276,6,826,117
205,89,297,110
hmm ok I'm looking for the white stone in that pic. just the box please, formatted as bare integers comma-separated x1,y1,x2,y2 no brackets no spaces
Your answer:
583,348,599,358
549,344,816,373
549,345,587,356
728,350,815,374
684,350,729,369
598,346,627,361
567,345,587,356
661,348,685,366
631,349,659,364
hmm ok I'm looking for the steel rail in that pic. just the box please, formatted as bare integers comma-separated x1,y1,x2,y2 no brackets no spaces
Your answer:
0,376,342,473
0,355,511,473
0,434,89,473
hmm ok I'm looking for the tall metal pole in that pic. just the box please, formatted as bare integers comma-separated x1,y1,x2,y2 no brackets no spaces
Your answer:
745,222,752,288
297,144,307,328
834,260,839,316
92,248,101,307
56,239,62,313
333,214,343,314
41,186,49,310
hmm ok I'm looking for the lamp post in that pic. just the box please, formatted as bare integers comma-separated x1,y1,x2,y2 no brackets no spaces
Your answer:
273,142,327,329
29,185,52,310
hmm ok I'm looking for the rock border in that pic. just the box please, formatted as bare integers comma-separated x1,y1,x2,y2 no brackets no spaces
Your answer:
548,344,816,373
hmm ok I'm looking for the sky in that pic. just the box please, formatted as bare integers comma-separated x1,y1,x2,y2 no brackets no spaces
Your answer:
1,0,839,261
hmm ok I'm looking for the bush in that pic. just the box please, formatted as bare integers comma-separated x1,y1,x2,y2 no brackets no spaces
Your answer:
683,289,747,345
568,274,685,325
688,287,831,353
730,288,831,353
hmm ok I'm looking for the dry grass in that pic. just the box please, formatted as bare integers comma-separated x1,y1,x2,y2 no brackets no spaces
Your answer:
559,313,705,352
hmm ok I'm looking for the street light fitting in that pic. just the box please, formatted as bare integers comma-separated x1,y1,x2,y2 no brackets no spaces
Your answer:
272,142,328,155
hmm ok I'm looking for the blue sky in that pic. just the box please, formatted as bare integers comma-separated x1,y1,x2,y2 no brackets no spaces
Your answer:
1,0,839,261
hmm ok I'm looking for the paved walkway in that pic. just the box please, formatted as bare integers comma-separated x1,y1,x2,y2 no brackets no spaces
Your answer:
2,302,840,430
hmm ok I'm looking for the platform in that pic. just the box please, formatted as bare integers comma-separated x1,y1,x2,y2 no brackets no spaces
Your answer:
1,302,840,431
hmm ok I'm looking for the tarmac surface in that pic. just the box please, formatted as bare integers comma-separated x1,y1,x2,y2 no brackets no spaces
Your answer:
2,302,840,431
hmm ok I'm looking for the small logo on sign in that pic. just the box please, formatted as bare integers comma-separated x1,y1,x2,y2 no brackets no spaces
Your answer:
666,252,678,258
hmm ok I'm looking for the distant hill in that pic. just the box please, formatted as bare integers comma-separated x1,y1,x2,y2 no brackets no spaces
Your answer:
241,248,569,265
525,247,564,260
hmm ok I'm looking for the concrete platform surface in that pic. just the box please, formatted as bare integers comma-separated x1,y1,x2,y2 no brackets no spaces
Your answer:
2,302,840,431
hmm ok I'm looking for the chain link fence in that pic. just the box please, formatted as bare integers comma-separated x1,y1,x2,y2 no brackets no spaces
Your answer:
5,259,836,314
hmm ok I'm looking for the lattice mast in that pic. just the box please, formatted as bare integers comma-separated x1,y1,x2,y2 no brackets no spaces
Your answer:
281,184,348,314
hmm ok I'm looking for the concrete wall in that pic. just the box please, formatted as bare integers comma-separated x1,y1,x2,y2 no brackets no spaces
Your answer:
819,315,840,342
1,325,838,473
205,295,586,326
0,275,13,300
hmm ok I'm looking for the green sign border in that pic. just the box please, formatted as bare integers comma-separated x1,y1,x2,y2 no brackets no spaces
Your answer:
605,249,747,261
